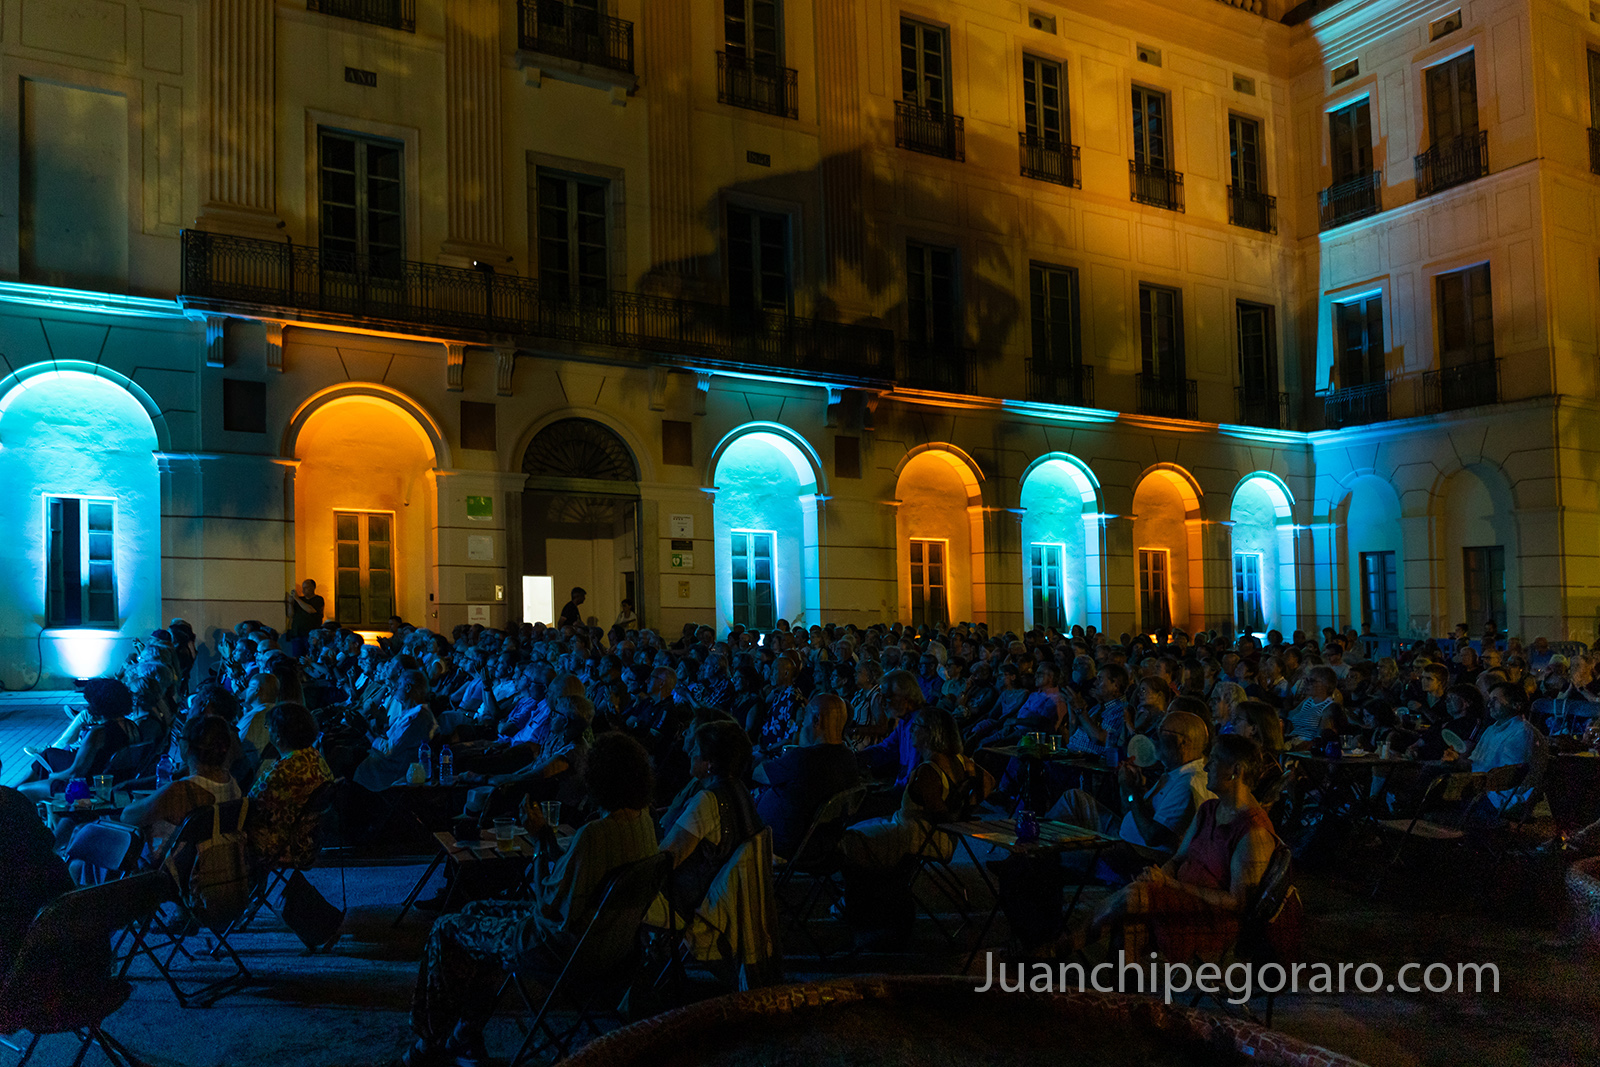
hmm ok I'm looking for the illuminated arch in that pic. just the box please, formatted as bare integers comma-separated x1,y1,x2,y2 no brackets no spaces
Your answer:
283,383,448,468
1332,474,1405,639
1130,464,1206,634
710,425,825,632
1134,462,1204,520
894,446,989,627
1019,453,1105,631
0,359,171,453
1230,472,1298,636
894,442,984,507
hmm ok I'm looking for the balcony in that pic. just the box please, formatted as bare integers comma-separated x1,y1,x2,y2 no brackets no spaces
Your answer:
1322,380,1391,430
1589,127,1600,176
179,230,895,383
1234,386,1289,429
1026,359,1094,407
1318,171,1382,231
716,52,797,119
517,0,634,76
1421,357,1500,414
1228,186,1277,235
1019,133,1080,188
1415,131,1488,198
1129,162,1184,212
895,102,964,161
899,340,973,392
306,0,414,33
1136,373,1198,419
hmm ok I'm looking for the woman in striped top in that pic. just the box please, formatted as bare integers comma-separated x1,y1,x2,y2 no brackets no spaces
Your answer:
1285,666,1340,742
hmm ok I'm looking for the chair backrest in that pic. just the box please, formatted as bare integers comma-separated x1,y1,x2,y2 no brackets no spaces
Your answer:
66,822,142,882
104,741,156,783
1246,845,1294,925
0,871,171,1033
560,852,673,984
784,783,868,868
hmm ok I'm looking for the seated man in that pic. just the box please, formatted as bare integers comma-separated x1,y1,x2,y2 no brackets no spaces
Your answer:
753,694,862,859
352,670,437,792
1447,681,1549,816
405,733,658,1067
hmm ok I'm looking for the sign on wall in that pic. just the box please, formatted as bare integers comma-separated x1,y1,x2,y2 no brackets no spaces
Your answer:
671,552,693,568
670,513,693,537
466,495,493,520
467,535,494,561
467,605,490,625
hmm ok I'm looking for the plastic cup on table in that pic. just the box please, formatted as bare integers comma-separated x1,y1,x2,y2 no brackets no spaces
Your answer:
493,816,517,853
93,775,114,802
539,801,561,829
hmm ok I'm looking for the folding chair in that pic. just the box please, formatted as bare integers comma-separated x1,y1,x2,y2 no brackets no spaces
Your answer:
499,852,673,1066
126,799,254,1007
0,872,170,1067
1368,765,1524,900
772,783,868,958
1185,844,1299,1027
233,780,339,935
907,776,987,948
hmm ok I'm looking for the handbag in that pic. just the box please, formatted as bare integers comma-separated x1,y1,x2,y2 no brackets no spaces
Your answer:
280,870,344,951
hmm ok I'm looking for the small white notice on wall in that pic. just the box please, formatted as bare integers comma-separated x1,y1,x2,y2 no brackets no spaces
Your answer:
467,604,490,625
670,514,694,537
467,535,494,561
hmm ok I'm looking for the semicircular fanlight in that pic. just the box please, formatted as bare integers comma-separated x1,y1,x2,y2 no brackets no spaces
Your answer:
522,418,639,482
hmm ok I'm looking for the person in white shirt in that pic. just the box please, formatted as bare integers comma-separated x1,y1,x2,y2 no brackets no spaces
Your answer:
614,599,639,629
1448,681,1549,815
354,670,437,792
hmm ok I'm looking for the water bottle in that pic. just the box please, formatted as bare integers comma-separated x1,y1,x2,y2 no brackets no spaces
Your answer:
438,745,453,784
1015,808,1040,845
155,754,176,786
418,742,433,783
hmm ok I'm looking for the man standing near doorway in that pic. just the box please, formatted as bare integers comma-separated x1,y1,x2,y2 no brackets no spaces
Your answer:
285,579,325,657
558,587,587,629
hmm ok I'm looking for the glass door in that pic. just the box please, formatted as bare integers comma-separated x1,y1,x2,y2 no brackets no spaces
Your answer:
910,538,948,628
334,511,394,626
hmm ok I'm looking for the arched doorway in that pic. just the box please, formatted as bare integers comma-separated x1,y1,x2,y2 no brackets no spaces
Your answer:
0,367,162,683
1018,453,1102,632
710,428,822,634
1130,466,1203,635
521,418,642,628
1336,475,1405,638
1230,473,1296,637
1441,464,1519,638
292,393,439,630
895,446,986,628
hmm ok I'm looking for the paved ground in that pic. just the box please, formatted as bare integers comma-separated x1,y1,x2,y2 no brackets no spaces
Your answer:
0,691,80,788
6,836,1594,1067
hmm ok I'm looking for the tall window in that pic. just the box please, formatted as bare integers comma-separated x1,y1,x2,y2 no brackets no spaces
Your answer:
900,19,948,112
335,511,394,627
1590,50,1600,126
1030,543,1066,631
1425,51,1478,146
725,0,781,67
1233,553,1264,634
1139,284,1183,380
731,530,775,630
910,539,948,628
1463,545,1506,635
1030,263,1080,370
1229,114,1263,193
1335,295,1385,388
319,129,403,271
536,170,608,302
1236,302,1278,401
47,497,116,627
907,241,958,347
1437,264,1494,368
1023,55,1066,143
1360,551,1398,634
1132,87,1169,169
727,206,791,316
1328,99,1373,184
1138,549,1171,633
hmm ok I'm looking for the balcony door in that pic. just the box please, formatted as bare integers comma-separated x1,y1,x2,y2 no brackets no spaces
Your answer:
727,205,791,320
1335,294,1385,388
1023,55,1066,144
1437,264,1494,370
1139,284,1183,382
910,538,948,628
1237,301,1278,408
1328,100,1372,185
537,170,609,304
334,511,395,627
1132,87,1169,170
1426,52,1478,147
900,19,949,112
907,242,958,348
1463,545,1506,636
319,129,403,274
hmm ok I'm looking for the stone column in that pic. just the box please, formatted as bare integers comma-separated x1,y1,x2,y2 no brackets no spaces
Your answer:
197,0,282,236
1101,515,1136,637
642,0,696,289
814,0,867,310
441,0,506,266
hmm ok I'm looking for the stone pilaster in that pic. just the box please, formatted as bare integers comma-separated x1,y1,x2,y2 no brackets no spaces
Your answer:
642,0,696,289
441,0,507,265
197,0,282,237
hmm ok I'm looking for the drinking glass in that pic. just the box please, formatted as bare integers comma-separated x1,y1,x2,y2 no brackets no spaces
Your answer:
93,775,114,802
493,816,517,853
539,801,561,829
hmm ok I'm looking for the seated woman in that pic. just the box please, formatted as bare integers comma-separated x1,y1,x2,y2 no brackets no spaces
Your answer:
121,714,243,855
406,733,659,1067
658,720,763,921
1082,734,1278,960
247,702,335,871
18,678,139,802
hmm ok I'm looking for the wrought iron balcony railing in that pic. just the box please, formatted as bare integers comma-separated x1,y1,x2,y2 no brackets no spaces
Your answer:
1421,357,1500,414
1322,379,1391,430
1129,162,1184,212
1027,359,1093,407
1228,186,1277,235
899,340,974,393
717,51,797,119
306,0,414,33
1319,171,1382,231
1415,131,1488,198
1136,373,1198,419
517,0,634,75
1234,386,1289,430
180,230,895,381
1591,128,1600,176
895,101,964,161
1019,133,1080,188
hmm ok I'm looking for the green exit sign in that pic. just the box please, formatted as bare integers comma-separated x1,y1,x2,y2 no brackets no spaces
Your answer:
466,495,493,520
